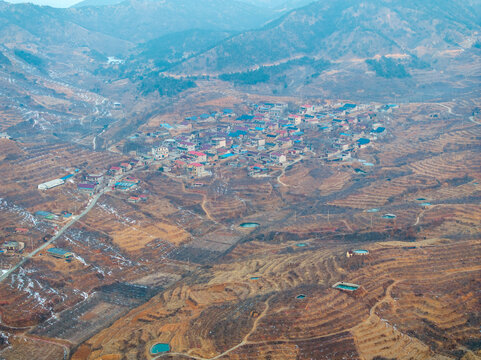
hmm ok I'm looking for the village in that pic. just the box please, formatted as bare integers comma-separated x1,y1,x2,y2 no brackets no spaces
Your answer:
0,100,394,262
127,101,392,180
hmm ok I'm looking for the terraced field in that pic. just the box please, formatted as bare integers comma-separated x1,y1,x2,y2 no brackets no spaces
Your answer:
1,101,480,360
74,237,481,360
66,102,481,360
0,107,24,132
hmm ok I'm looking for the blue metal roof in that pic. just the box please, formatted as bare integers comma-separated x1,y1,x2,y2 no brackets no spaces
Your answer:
35,211,52,217
47,248,72,256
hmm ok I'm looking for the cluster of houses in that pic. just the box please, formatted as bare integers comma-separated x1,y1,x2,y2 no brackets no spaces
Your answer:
0,240,25,255
139,101,390,178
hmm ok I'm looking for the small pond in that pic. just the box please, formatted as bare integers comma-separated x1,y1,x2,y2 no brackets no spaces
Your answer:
335,284,359,291
151,343,170,354
240,222,260,228
353,249,369,255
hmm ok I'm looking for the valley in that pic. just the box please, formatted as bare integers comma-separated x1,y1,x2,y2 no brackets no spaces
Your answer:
0,0,480,359
0,93,479,359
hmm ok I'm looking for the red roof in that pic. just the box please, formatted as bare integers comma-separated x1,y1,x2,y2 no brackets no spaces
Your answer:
110,166,122,171
189,162,203,167
188,151,207,157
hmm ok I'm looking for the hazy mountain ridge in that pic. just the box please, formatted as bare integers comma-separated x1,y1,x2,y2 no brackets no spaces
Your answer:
0,1,132,54
73,0,126,7
64,0,277,43
176,0,481,74
137,29,236,67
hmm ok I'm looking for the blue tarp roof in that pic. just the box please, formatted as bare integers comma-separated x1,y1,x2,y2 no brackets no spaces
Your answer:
35,211,52,217
115,182,135,187
220,153,234,159
229,130,247,137
60,174,74,181
47,248,71,256
237,115,254,121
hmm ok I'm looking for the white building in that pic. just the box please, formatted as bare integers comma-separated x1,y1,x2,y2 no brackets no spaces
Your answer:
0,132,11,139
38,179,64,190
152,146,169,160
212,138,226,149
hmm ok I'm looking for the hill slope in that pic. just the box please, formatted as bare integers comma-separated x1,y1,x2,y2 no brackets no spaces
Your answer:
177,0,481,74
65,0,277,43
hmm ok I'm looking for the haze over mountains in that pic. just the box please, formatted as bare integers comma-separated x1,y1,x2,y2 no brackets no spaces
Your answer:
0,1,480,359
0,0,479,110
178,0,481,73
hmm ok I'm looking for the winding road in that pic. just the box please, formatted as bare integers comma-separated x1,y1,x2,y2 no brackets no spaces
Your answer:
0,191,104,283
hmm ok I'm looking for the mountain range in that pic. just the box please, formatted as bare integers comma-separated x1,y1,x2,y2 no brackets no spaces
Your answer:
175,0,481,74
0,0,479,101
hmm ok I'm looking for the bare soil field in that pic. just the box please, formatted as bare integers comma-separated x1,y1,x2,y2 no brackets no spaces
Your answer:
1,99,480,360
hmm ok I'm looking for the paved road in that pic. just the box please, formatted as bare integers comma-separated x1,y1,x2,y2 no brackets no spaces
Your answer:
0,167,135,284
0,191,104,283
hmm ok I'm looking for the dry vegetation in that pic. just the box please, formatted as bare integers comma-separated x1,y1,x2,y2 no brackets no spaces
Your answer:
1,99,480,360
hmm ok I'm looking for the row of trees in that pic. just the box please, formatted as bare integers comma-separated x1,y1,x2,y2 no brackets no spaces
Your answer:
219,57,331,85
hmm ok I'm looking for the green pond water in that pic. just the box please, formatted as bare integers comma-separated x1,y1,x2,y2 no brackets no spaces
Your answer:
151,343,170,354
240,222,260,228
353,250,369,254
335,284,359,291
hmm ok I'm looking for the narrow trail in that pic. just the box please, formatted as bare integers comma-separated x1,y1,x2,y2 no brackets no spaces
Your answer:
200,194,215,222
342,219,354,233
164,172,217,223
414,204,443,226
157,280,403,360
277,156,304,187
156,296,274,360
150,268,481,359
